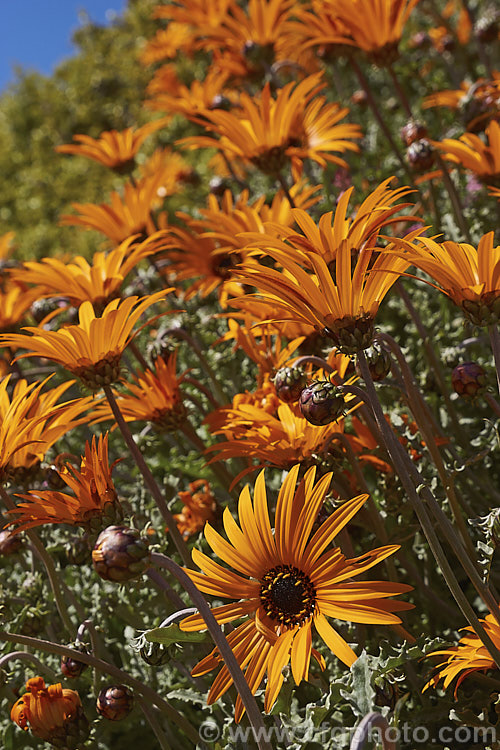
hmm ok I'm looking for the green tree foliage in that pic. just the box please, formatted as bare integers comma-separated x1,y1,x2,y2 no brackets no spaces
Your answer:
0,0,159,259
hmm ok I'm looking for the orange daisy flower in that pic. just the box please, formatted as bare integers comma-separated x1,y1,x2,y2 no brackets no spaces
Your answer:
174,479,218,540
161,228,244,304
139,23,196,66
241,177,418,269
0,375,95,484
138,148,193,196
387,231,500,326
10,233,168,312
146,66,233,122
194,0,295,73
0,291,170,391
323,0,421,66
153,0,232,29
205,399,355,480
91,350,187,431
0,231,15,262
234,208,416,353
59,176,167,244
424,611,500,695
218,316,305,384
0,280,39,332
8,433,122,533
180,464,412,720
431,119,500,181
423,76,500,133
179,73,361,175
283,0,357,60
54,122,167,171
178,183,320,253
161,184,319,305
11,677,87,746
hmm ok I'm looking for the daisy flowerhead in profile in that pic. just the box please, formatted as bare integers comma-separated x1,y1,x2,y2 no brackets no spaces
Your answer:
0,291,171,391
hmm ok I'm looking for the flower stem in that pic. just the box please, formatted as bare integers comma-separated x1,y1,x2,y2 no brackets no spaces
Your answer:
137,697,173,750
180,421,239,497
0,651,57,679
378,332,477,560
0,630,203,748
433,153,472,243
349,57,415,184
163,328,230,405
0,485,75,635
485,392,500,418
128,339,150,371
350,712,396,750
277,173,296,209
387,63,413,119
489,324,500,396
396,280,469,446
351,354,500,662
183,375,221,410
151,552,274,750
292,355,335,373
103,386,193,568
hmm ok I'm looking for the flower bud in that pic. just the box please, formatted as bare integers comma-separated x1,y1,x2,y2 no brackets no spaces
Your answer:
97,685,134,721
0,530,24,556
92,526,151,582
139,640,170,667
474,9,499,43
400,120,428,147
273,366,308,403
451,362,487,399
299,381,347,425
407,139,435,172
61,644,89,679
357,345,392,382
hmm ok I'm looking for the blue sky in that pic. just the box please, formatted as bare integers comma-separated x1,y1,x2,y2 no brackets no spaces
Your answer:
0,1,127,92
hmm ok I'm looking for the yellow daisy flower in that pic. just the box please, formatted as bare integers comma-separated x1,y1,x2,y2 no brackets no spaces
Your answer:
181,464,412,721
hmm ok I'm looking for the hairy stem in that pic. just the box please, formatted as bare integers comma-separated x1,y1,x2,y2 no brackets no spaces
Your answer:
151,552,273,750
103,386,192,567
0,631,203,748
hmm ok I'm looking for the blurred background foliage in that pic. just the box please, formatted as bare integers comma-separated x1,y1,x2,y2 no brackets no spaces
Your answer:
0,0,166,260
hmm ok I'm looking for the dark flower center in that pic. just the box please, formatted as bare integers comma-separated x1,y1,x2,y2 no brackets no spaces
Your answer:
260,564,316,627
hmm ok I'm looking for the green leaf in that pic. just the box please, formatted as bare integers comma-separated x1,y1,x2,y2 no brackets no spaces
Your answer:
145,624,208,646
347,651,376,717
167,688,207,706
